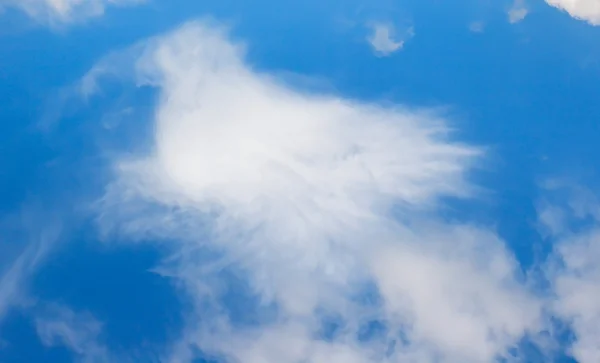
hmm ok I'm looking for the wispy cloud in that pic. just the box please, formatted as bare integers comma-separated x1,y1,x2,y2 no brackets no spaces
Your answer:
35,305,110,363
509,0,529,23
367,23,413,56
0,0,143,26
545,0,600,25
88,20,546,363
0,211,61,324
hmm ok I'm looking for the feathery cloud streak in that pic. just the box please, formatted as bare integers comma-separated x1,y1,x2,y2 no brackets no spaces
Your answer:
90,20,546,363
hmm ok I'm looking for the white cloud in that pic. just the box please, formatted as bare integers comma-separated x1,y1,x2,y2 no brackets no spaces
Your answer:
550,229,600,363
540,184,600,363
0,244,42,320
509,0,529,23
35,305,110,363
545,0,600,25
371,227,541,362
0,0,142,25
367,23,412,56
537,202,566,237
89,20,546,363
0,212,61,323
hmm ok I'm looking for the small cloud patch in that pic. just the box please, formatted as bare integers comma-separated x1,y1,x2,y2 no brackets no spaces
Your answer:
509,0,529,23
367,23,413,56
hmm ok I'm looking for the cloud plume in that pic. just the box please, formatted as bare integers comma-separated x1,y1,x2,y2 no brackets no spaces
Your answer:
89,20,547,363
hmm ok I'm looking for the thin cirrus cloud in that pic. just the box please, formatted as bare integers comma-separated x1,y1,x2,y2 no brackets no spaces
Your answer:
545,0,600,25
35,304,111,363
0,211,61,324
0,0,143,25
85,19,550,363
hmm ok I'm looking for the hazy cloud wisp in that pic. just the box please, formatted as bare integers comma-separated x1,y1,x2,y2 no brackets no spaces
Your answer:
0,0,143,25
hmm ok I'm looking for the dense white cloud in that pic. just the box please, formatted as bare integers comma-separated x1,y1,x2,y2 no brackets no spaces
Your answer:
0,0,142,25
545,0,600,25
91,20,547,363
371,227,540,362
551,229,600,362
367,23,412,56
539,184,600,363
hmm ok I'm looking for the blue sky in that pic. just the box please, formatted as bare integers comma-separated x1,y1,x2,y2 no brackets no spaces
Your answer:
1,0,600,362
